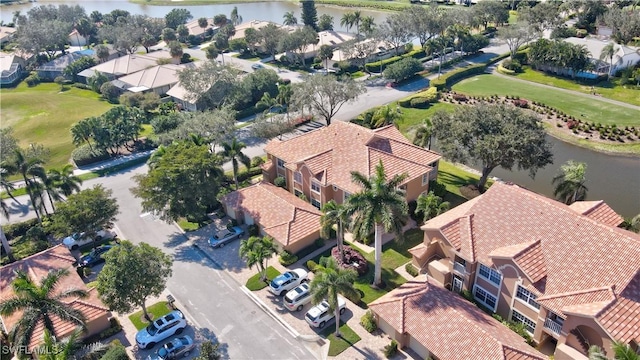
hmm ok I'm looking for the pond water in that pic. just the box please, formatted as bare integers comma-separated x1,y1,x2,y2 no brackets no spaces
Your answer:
0,0,390,32
432,136,640,218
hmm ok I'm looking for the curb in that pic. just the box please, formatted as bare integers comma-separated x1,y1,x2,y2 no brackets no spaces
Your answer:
239,286,301,339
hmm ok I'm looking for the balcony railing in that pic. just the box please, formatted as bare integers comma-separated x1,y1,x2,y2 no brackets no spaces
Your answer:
453,262,466,274
544,318,563,335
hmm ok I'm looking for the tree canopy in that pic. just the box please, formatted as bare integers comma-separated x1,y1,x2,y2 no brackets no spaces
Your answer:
96,241,172,321
291,74,365,125
131,142,224,222
432,103,553,191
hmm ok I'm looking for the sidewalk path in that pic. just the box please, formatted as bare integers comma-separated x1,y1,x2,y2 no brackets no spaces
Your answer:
490,67,640,111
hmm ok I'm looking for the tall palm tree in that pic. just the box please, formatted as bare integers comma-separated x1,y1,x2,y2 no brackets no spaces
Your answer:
147,145,167,170
220,138,251,190
1,172,22,206
36,171,62,213
70,118,95,151
309,257,358,337
1,149,45,222
552,161,588,205
413,118,434,150
415,191,450,223
600,43,617,79
230,6,242,26
283,11,298,26
38,327,106,360
239,236,278,281
589,341,639,360
360,16,375,37
257,92,277,114
320,200,349,260
346,161,408,287
352,11,362,37
0,269,88,353
340,12,355,33
48,164,83,197
372,105,402,129
198,18,209,39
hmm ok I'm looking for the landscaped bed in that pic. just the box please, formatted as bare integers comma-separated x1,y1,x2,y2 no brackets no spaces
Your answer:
320,321,362,357
245,266,281,291
128,301,173,330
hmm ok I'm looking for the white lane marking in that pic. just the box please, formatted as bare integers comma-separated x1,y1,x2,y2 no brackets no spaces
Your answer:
219,324,233,338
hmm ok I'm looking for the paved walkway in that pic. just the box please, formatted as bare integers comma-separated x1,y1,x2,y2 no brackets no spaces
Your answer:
490,66,640,111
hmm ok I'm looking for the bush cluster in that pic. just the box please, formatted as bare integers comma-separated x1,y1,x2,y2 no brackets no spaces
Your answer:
279,250,298,266
331,246,368,276
360,310,377,333
405,263,419,277
306,260,318,272
365,48,425,73
430,64,486,90
2,218,40,240
25,73,41,87
383,340,399,359
398,87,439,108
71,144,110,167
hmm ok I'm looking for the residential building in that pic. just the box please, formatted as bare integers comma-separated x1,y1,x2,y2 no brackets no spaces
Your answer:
111,62,195,96
221,181,322,253
0,245,112,350
262,121,441,210
78,50,172,82
232,20,277,41
36,50,94,81
0,51,25,86
184,18,218,38
564,37,640,75
286,30,354,63
68,29,88,47
409,181,640,359
0,26,17,45
369,280,548,360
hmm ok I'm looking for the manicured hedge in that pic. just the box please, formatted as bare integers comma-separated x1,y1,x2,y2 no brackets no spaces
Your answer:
2,218,40,240
71,144,110,167
430,64,487,90
398,87,439,108
365,49,426,73
497,64,516,75
487,52,510,65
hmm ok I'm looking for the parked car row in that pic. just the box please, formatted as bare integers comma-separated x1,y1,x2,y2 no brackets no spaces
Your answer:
136,310,192,357
268,268,348,330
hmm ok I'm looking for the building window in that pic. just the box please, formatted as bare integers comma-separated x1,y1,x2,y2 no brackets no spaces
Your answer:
343,191,351,202
478,264,502,287
473,285,497,310
294,189,302,197
294,171,302,184
277,158,285,168
311,198,321,209
311,181,320,194
516,285,540,310
511,310,536,334
422,173,429,186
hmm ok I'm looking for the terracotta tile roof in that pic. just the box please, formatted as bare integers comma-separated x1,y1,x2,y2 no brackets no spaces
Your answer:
440,220,461,249
369,281,547,360
537,287,615,317
0,245,110,349
416,182,640,343
595,272,640,343
222,182,322,248
569,200,624,227
408,243,428,258
263,122,441,194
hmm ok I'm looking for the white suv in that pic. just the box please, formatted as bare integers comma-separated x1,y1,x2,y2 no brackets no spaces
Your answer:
63,229,115,250
283,283,312,312
268,269,308,296
305,296,347,328
135,310,187,349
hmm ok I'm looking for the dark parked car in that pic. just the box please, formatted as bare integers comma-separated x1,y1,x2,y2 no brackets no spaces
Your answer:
78,245,114,268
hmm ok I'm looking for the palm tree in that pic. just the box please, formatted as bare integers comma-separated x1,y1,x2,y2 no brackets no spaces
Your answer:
360,16,375,37
600,43,617,79
340,12,355,33
283,11,298,26
413,118,434,150
552,161,588,205
415,191,450,223
1,148,45,222
38,327,106,360
48,164,83,197
147,145,167,169
198,18,209,39
589,341,639,360
257,92,277,114
309,257,358,337
0,269,88,353
372,105,402,129
320,200,349,260
220,138,251,190
205,45,220,62
70,120,95,151
230,6,243,26
239,236,278,281
1,172,22,207
346,161,408,287
37,171,62,213
352,11,362,37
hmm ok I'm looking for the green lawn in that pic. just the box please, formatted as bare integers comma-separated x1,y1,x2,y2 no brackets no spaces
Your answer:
395,102,457,134
128,301,172,330
245,266,281,291
514,67,640,106
383,228,424,260
177,217,213,232
320,321,361,357
437,160,485,206
452,74,640,126
1,82,114,169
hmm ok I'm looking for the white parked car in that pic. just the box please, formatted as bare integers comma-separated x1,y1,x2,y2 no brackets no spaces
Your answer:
268,269,308,296
62,229,115,250
283,283,312,312
305,296,347,329
136,310,187,349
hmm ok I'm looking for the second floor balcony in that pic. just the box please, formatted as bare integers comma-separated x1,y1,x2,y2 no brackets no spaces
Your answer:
544,317,563,336
453,261,466,275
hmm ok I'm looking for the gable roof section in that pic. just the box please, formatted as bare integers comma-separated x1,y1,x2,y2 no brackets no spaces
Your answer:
369,281,547,360
36,52,91,71
569,200,624,227
0,245,110,349
81,51,170,78
114,63,192,91
264,122,441,194
595,271,640,343
222,182,322,247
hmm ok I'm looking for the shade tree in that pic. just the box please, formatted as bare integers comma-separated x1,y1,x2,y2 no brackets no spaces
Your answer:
165,8,192,30
301,0,319,31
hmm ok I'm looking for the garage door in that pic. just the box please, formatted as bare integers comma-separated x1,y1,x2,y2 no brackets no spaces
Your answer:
243,211,254,225
409,336,430,359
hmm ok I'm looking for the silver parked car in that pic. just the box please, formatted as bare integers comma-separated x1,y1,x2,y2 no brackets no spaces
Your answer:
208,226,244,248
148,335,196,359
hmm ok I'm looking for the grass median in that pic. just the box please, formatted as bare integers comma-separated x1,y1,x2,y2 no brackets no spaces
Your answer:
321,321,361,356
245,266,281,291
128,301,173,330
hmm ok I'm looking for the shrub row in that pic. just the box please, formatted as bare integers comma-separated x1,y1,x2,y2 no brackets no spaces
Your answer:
398,87,439,108
360,310,377,333
430,63,487,90
497,63,516,75
235,103,268,120
365,48,426,73
71,144,110,167
405,263,419,277
2,218,40,240
279,250,298,266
